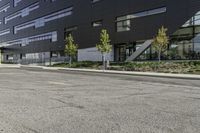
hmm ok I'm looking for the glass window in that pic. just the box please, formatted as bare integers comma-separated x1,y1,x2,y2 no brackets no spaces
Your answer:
116,19,130,32
91,0,101,4
92,20,102,27
0,29,10,36
0,3,10,13
1,31,57,47
14,7,73,34
116,7,166,32
14,0,22,7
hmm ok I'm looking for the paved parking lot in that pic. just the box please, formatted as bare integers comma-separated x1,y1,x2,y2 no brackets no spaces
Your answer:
0,67,200,133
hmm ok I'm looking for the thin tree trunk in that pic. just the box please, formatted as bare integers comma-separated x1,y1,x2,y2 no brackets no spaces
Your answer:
158,51,161,62
102,54,106,70
104,54,107,70
69,56,72,67
0,50,1,64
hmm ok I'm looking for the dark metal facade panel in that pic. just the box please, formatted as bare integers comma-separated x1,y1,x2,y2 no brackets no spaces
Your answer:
0,0,199,54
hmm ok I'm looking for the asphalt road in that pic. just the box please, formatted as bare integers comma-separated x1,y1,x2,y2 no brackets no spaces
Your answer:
0,67,200,133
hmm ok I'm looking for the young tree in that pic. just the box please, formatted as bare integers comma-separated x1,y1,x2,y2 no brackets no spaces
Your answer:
96,29,112,70
64,34,78,67
152,26,169,62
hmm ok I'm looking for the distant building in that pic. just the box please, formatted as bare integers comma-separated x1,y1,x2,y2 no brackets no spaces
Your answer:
0,0,200,64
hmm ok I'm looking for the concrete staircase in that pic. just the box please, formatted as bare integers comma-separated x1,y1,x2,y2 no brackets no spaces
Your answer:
126,39,153,62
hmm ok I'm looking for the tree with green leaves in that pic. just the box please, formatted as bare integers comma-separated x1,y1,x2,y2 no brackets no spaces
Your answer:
96,29,112,70
64,34,78,67
152,26,169,62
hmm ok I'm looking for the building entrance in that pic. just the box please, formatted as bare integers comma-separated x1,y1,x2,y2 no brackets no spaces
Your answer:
114,42,136,62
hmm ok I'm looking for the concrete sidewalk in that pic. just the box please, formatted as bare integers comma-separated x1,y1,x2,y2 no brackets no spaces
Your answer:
18,64,200,80
1,64,200,79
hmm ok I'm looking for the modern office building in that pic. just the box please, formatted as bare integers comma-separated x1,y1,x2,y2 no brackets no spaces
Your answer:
0,0,200,64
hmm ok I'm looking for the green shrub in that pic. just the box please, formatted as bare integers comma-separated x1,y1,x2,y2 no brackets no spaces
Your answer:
53,61,101,69
53,61,200,74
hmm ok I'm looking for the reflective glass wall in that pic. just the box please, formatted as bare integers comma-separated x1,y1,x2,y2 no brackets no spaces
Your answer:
169,11,200,60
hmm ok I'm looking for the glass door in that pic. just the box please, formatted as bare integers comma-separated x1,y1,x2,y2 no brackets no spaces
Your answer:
114,42,136,62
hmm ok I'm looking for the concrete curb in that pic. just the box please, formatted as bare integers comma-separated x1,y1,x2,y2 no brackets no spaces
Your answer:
19,65,200,80
0,64,21,68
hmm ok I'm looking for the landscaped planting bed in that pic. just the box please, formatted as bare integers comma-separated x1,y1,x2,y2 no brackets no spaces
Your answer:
52,61,200,74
